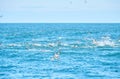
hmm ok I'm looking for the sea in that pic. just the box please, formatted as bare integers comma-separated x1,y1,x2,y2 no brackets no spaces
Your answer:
0,23,120,79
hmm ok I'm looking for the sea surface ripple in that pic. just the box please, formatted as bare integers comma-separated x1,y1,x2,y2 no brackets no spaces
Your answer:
0,23,120,79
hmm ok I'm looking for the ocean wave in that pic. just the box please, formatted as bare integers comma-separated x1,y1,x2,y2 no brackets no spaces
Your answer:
0,36,120,50
31,43,42,47
7,43,22,47
100,52,120,58
92,36,116,47
27,49,52,52
1,49,52,53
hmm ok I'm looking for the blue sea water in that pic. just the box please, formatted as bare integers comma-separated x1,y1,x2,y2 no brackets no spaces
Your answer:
0,23,120,79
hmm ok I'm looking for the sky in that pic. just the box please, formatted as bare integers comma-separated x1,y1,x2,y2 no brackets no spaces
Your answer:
0,0,120,23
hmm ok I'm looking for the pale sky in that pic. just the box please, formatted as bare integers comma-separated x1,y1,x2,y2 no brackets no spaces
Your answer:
0,0,120,23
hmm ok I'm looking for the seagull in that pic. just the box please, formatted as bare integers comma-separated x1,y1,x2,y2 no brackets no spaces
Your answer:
51,50,61,60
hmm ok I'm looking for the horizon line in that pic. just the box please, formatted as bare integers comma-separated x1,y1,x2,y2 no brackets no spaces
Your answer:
0,22,120,24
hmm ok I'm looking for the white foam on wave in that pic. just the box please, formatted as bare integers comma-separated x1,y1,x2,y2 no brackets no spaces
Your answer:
118,39,120,42
58,36,63,39
40,49,52,52
7,43,22,47
92,36,115,47
61,43,69,46
32,43,42,46
32,38,40,41
27,48,52,52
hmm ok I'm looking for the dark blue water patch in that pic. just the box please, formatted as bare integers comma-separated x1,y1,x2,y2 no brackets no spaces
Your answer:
102,66,120,74
0,73,6,76
0,65,17,74
100,61,119,66
53,67,79,75
71,31,100,37
0,50,21,59
100,52,120,58
0,73,10,79
0,65,17,69
84,73,105,78
97,47,116,51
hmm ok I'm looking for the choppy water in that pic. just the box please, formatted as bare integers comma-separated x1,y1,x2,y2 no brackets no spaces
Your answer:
0,23,120,79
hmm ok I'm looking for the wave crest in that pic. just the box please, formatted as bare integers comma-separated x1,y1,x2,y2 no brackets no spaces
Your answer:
92,36,115,47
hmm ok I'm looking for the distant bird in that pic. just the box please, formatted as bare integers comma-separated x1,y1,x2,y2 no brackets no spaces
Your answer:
69,0,73,4
51,50,61,61
84,0,87,4
0,15,3,18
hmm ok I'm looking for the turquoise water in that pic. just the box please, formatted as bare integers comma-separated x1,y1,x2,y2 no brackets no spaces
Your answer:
0,23,120,79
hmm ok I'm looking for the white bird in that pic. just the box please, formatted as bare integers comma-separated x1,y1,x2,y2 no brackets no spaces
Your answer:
51,51,61,60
